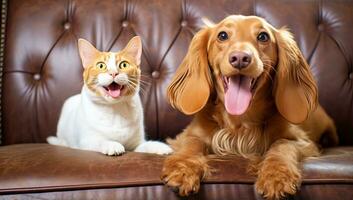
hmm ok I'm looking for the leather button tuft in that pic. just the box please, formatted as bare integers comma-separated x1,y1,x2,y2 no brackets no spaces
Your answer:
181,20,188,27
151,71,160,79
318,23,325,31
33,73,41,81
122,21,129,27
349,72,353,80
64,22,71,30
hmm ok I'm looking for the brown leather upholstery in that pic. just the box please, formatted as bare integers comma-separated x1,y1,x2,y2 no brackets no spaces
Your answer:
4,185,353,200
1,144,353,197
1,0,353,199
3,0,353,145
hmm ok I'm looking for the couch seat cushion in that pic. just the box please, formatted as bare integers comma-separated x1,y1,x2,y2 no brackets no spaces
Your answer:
0,144,352,194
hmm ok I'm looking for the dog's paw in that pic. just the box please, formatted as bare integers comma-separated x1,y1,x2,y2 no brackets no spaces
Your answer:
255,161,301,200
161,156,207,196
134,141,173,155
100,141,125,156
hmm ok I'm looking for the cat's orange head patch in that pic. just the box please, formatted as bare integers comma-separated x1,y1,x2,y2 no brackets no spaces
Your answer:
78,36,142,103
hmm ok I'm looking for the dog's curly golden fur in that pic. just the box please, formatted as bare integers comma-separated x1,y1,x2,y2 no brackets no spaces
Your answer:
161,15,338,199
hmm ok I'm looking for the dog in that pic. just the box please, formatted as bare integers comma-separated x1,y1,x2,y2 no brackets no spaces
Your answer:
161,15,338,199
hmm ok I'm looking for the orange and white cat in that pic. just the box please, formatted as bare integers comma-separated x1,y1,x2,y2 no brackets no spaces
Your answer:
47,36,172,156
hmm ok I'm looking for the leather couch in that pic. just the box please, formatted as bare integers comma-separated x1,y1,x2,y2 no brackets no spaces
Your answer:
0,0,352,199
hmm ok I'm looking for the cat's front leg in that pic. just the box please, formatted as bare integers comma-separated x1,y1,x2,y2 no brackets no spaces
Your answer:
99,140,125,156
134,141,173,155
80,137,125,156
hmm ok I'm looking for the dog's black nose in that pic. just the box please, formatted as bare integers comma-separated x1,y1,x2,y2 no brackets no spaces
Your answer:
229,51,252,69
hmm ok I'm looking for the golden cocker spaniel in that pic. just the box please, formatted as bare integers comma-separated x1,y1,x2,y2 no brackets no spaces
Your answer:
161,15,338,199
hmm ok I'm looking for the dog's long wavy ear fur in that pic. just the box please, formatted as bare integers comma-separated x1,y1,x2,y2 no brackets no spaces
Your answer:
273,28,318,124
167,28,212,115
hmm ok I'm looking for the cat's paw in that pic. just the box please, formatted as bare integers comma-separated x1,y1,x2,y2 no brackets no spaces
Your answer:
134,141,173,155
100,141,125,156
47,136,68,147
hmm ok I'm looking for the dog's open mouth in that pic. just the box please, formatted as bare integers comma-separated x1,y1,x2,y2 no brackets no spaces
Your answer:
103,82,124,98
222,75,258,116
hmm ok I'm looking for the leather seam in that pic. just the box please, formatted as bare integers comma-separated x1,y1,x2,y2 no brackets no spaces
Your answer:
151,0,185,139
306,0,322,65
0,182,164,195
1,179,353,195
154,26,181,138
320,0,350,83
0,0,8,145
38,31,67,74
122,0,157,139
107,0,127,51
253,0,257,16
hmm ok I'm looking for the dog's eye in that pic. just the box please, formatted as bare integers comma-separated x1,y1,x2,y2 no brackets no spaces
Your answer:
217,31,228,41
119,61,130,69
96,62,107,70
257,32,270,42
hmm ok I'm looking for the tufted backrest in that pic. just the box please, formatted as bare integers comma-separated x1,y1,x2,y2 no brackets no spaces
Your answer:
1,0,352,145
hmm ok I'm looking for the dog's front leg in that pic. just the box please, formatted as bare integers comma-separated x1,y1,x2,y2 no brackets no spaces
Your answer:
255,138,319,199
161,134,210,196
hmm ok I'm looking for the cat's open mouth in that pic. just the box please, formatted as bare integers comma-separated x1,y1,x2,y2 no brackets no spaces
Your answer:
103,82,124,98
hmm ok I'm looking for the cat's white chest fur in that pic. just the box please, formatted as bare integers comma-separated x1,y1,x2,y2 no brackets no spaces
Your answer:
81,88,142,147
48,86,172,155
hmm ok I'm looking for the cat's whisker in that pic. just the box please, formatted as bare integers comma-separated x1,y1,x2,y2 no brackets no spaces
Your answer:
128,79,148,97
129,82,137,89
126,81,147,97
131,84,148,98
128,77,150,88
138,90,148,98
133,78,150,84
132,81,149,89
130,74,152,82
127,79,139,89
128,80,145,93
126,84,134,94
127,77,150,92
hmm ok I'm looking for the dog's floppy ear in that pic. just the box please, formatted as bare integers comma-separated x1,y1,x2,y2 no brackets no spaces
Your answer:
167,28,212,115
273,28,318,124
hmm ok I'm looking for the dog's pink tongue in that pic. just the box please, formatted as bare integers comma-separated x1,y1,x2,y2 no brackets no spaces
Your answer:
224,75,252,115
107,84,121,98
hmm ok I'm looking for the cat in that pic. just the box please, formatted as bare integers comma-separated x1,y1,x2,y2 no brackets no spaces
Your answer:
47,36,172,156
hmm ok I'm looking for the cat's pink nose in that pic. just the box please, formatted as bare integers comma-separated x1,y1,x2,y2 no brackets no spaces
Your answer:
110,72,118,78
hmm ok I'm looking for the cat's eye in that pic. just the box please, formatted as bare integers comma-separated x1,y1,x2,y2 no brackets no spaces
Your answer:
119,61,130,69
96,62,107,70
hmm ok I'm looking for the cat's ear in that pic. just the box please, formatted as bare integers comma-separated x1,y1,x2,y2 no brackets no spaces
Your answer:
123,36,142,66
78,39,99,69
